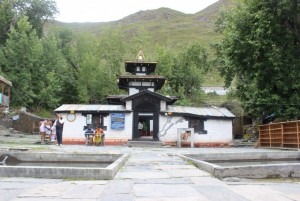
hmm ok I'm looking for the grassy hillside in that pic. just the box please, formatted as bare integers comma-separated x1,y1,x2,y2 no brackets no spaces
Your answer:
47,0,234,87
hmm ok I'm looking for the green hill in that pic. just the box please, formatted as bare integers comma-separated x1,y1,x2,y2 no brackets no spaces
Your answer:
47,0,234,86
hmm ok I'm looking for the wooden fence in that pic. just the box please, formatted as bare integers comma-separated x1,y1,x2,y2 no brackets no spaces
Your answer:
259,120,300,149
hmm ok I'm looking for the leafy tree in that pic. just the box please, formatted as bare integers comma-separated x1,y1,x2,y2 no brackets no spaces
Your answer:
155,44,208,105
37,34,68,109
21,0,57,37
0,16,42,107
55,28,79,104
0,17,64,110
0,0,57,43
97,29,125,79
0,0,15,45
216,0,300,120
170,43,208,104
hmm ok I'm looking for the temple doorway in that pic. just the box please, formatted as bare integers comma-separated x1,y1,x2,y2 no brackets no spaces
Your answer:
138,113,154,139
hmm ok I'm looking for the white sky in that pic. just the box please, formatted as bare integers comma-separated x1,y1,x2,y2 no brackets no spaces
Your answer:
54,0,219,23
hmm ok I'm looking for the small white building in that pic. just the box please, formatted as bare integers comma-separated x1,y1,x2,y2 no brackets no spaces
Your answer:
202,87,229,95
54,52,234,146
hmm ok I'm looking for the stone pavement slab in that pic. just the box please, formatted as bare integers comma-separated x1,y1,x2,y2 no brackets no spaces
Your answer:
17,182,75,198
11,199,97,201
116,171,170,179
122,165,154,172
166,168,211,177
99,193,134,201
190,177,227,186
193,185,250,201
228,184,300,201
134,178,192,184
135,196,210,201
62,184,105,199
134,184,200,197
153,164,197,170
1,189,23,201
102,180,133,194
270,183,300,198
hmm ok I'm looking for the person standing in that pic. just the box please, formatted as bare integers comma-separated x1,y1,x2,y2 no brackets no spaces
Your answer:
138,122,143,136
39,120,46,144
50,120,56,142
55,113,64,146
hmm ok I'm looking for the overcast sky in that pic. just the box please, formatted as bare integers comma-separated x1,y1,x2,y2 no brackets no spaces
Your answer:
54,0,219,23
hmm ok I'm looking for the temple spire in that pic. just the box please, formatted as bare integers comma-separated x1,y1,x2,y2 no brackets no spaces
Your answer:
136,50,145,61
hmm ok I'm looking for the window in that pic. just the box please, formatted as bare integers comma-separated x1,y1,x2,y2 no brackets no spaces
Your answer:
188,118,207,134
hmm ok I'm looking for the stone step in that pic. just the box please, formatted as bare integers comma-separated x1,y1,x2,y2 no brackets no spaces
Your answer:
127,140,163,147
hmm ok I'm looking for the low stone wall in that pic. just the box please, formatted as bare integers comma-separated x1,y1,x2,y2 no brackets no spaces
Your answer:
12,112,47,134
179,152,300,179
0,152,129,180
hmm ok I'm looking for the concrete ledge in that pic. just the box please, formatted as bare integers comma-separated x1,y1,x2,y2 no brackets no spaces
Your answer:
0,152,129,180
178,151,300,179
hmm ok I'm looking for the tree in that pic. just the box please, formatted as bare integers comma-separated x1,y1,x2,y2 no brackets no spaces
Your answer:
216,0,300,120
171,43,208,105
37,34,68,109
0,0,57,43
55,28,80,104
155,44,208,106
21,0,58,37
0,0,15,45
0,16,42,107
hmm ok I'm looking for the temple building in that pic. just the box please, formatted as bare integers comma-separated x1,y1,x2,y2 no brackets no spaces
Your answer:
55,51,234,146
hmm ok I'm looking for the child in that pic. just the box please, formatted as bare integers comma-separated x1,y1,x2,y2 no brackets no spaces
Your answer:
84,126,94,145
93,126,103,146
39,120,46,144
50,120,56,141
44,120,52,142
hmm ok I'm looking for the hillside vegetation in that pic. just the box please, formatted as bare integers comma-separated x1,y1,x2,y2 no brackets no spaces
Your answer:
0,0,239,113
47,0,234,87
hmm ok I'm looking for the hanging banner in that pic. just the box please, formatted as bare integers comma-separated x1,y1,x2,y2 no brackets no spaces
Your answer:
111,113,125,129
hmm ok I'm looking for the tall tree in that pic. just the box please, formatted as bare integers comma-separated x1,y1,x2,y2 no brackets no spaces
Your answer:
0,0,15,45
55,28,79,104
0,16,42,107
0,0,57,43
216,0,300,120
171,43,208,105
155,44,208,106
37,34,68,109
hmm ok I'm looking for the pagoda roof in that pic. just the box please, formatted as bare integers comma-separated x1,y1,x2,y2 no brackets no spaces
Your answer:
121,90,176,105
118,75,166,90
125,61,157,74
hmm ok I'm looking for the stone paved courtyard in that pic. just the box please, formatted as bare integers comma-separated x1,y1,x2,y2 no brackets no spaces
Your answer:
0,134,300,200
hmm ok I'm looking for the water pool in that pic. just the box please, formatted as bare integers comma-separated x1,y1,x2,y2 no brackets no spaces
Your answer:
179,151,300,179
0,151,129,180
